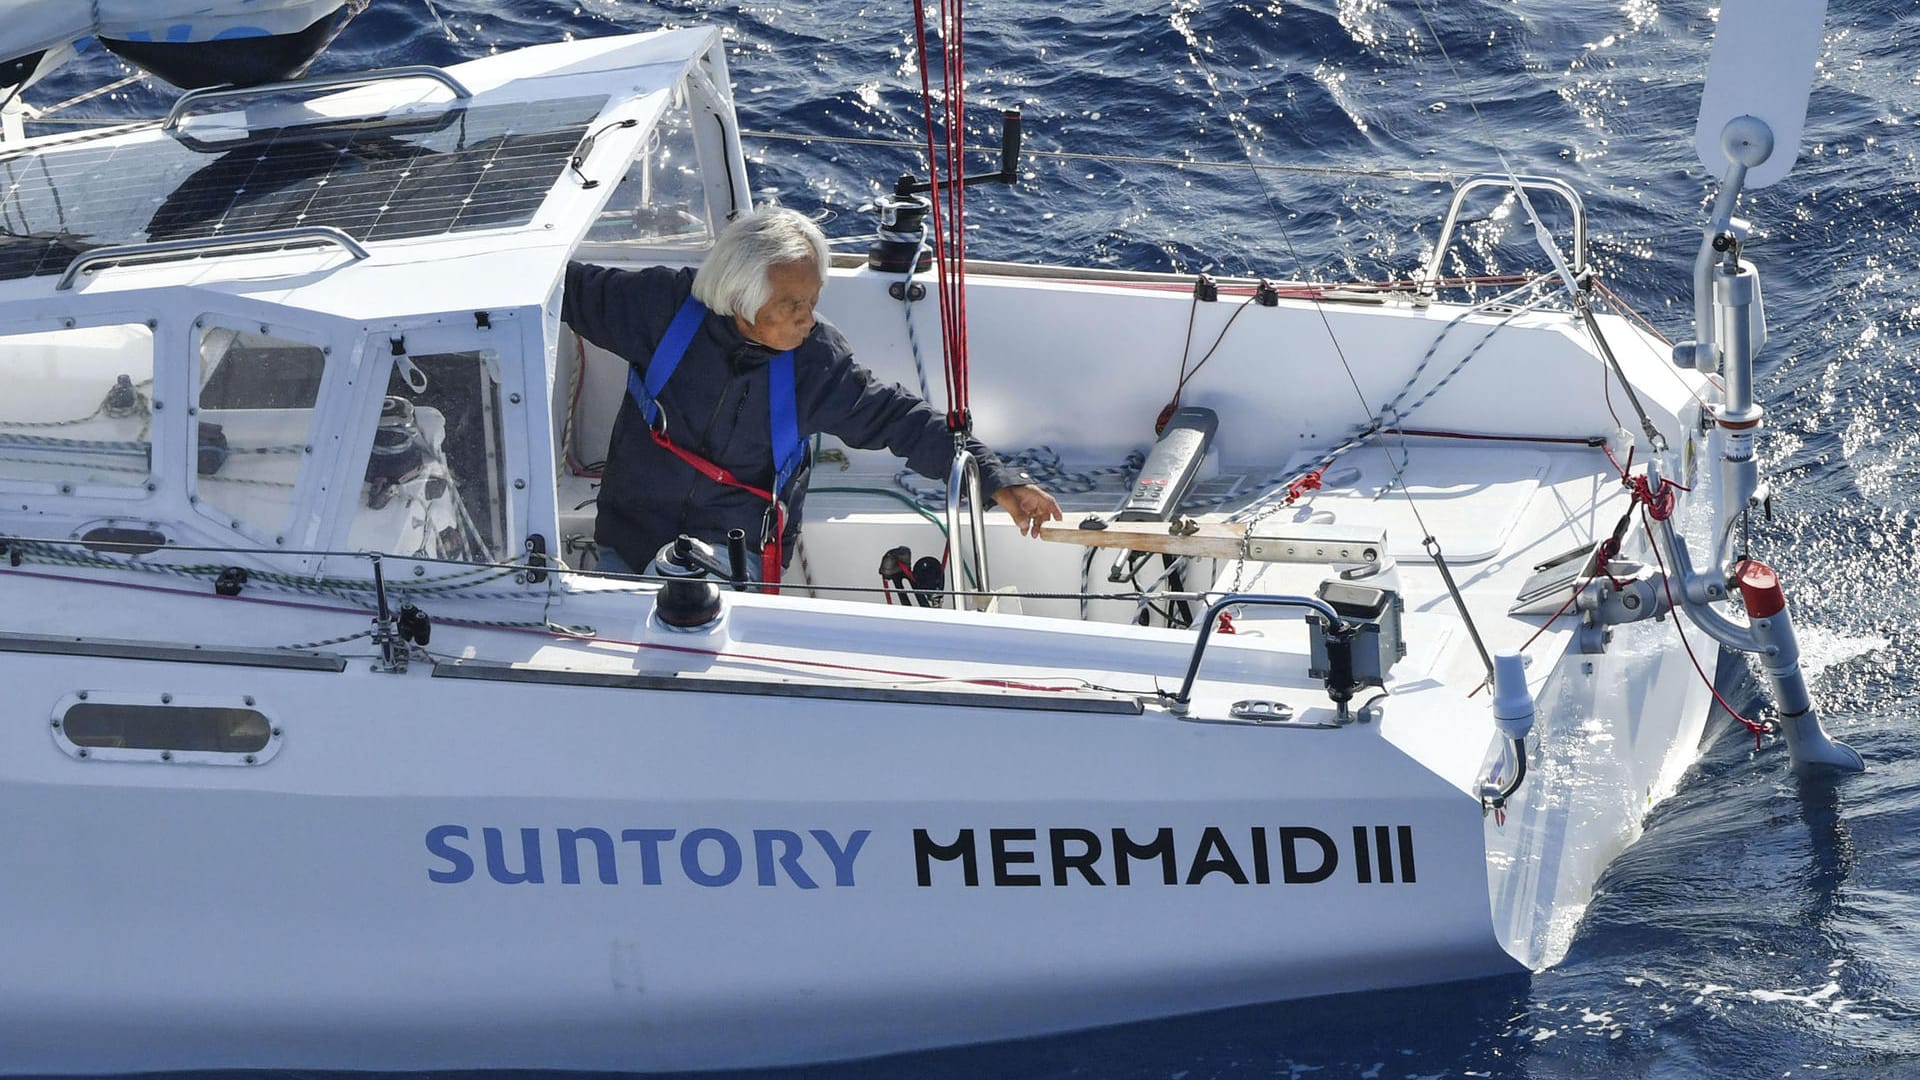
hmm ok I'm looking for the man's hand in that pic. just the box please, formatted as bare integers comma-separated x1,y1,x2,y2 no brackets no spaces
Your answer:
991,484,1063,538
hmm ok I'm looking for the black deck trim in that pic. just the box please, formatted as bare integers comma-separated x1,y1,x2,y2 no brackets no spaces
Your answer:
0,632,346,672
432,657,1145,714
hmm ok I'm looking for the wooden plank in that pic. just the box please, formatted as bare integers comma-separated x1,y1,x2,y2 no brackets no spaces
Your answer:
1038,519,1247,558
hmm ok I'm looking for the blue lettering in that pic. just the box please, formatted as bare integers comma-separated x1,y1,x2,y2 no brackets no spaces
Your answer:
557,827,618,885
425,825,473,883
429,825,870,887
117,24,270,44
752,829,818,889
681,828,742,887
619,828,676,884
483,826,544,884
811,828,871,887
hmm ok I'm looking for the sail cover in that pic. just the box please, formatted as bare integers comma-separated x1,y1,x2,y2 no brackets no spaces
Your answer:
0,0,356,88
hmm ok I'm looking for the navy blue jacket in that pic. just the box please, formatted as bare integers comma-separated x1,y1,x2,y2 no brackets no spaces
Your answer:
563,263,1026,569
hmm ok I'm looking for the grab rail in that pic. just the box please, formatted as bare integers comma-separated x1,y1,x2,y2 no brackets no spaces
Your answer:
946,445,991,608
57,227,371,290
1420,173,1587,294
164,65,474,132
1165,593,1343,715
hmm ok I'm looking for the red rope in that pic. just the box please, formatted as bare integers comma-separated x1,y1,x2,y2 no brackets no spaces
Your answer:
1639,512,1768,748
1626,472,1681,520
566,336,601,479
912,0,971,433
1595,443,1762,745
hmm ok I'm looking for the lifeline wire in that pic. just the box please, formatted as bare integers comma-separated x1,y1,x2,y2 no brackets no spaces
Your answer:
739,128,1456,185
0,533,1220,609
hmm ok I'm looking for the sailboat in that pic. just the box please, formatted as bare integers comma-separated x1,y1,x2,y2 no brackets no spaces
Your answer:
0,0,1859,1071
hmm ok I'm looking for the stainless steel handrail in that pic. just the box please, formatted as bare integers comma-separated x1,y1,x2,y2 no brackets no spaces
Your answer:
945,445,992,608
1420,173,1587,293
163,65,474,132
1165,593,1343,715
57,226,371,290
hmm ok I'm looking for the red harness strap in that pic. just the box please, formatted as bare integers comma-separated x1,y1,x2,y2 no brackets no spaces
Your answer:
647,429,786,591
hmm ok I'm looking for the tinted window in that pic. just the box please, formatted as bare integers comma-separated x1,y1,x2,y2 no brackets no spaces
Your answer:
63,703,271,753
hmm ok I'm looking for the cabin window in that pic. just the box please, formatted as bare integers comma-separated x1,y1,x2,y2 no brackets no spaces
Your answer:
193,324,330,540
350,351,509,562
0,323,155,492
584,84,715,249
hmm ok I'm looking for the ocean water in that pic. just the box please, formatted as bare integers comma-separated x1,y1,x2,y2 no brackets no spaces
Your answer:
32,0,1920,1077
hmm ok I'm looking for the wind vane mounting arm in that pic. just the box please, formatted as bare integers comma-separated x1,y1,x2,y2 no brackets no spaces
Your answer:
1653,0,1861,775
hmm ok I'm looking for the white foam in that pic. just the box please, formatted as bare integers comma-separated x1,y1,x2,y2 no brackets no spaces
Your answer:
1794,624,1890,680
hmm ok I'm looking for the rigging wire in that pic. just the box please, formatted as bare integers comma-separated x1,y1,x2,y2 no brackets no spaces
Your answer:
34,74,145,118
420,0,460,44
1165,2,1474,634
739,128,1456,185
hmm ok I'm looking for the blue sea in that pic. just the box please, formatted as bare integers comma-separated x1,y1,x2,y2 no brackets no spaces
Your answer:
35,0,1920,1076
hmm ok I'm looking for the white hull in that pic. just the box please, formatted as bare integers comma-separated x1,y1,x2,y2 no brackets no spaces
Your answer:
0,524,1713,1069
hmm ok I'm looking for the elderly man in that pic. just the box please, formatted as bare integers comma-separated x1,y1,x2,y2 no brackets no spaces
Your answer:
564,207,1061,582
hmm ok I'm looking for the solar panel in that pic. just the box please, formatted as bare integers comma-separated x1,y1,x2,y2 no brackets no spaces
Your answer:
0,94,609,283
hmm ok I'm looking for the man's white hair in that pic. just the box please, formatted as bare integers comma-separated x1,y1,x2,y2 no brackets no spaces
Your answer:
692,207,829,322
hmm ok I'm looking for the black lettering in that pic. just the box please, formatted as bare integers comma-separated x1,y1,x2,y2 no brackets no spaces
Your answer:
990,828,1042,886
1111,827,1177,885
1049,828,1105,886
914,828,979,887
1352,825,1372,884
1185,826,1249,885
1398,825,1417,884
1251,826,1271,885
1375,824,1395,884
1281,826,1337,884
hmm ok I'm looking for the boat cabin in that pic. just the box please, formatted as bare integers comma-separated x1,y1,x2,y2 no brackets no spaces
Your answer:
0,29,742,580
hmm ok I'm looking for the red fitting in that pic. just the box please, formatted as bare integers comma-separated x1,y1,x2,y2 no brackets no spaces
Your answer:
1733,559,1786,618
1284,468,1324,506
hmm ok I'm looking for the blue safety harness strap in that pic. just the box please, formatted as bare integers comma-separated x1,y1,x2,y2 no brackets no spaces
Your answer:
624,296,808,586
629,298,707,428
768,351,803,495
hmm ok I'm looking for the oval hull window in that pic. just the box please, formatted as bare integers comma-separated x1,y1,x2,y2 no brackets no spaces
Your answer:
54,693,280,765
